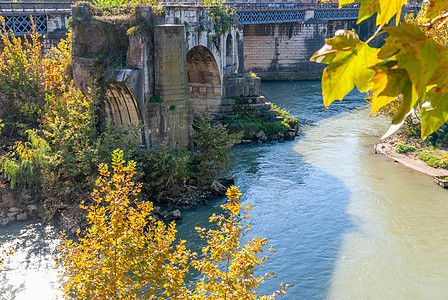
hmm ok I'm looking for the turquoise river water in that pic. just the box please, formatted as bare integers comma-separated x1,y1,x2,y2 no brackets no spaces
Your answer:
1,81,448,299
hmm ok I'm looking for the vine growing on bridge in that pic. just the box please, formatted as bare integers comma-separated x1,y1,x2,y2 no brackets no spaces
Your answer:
313,0,448,139
204,0,235,41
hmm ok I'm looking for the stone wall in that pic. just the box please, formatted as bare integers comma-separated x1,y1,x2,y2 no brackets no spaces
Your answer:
71,6,194,150
243,19,373,80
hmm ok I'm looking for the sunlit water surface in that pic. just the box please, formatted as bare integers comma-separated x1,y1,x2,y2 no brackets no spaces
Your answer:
1,81,448,299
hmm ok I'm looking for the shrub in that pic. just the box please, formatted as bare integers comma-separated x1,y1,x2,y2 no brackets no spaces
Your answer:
1,130,50,191
59,149,192,299
395,142,417,154
59,150,288,299
193,117,242,183
136,142,192,197
0,16,45,134
427,122,448,147
417,150,448,169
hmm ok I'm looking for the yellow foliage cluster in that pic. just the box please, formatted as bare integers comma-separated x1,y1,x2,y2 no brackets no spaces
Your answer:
406,5,448,48
59,149,288,299
0,16,45,127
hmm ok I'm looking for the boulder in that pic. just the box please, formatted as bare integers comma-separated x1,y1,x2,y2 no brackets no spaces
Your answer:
210,180,227,195
254,130,268,142
0,218,9,227
284,130,296,140
8,207,21,213
7,211,19,218
16,212,28,221
164,209,181,221
0,216,15,227
241,139,252,144
218,177,235,187
27,205,38,218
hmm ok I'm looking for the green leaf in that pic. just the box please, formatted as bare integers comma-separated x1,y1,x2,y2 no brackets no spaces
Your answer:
338,0,356,8
421,86,448,138
357,0,407,26
358,0,381,24
311,30,380,108
378,0,407,26
380,23,446,100
427,1,448,19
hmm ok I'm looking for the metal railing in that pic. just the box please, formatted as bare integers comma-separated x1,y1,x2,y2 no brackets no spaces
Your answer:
0,2,72,12
230,2,359,10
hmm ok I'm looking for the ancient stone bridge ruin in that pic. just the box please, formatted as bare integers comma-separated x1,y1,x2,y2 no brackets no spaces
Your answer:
72,5,267,150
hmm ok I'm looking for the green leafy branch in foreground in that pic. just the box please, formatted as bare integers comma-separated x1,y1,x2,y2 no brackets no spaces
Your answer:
312,0,448,139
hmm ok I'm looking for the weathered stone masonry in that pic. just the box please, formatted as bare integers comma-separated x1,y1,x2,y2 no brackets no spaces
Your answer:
71,5,268,150
243,18,376,80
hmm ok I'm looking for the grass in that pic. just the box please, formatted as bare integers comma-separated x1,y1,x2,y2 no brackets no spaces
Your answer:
395,141,417,154
223,116,288,140
417,149,448,169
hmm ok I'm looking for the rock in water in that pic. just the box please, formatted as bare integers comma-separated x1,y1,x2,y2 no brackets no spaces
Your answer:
210,180,227,195
164,209,182,221
255,130,268,142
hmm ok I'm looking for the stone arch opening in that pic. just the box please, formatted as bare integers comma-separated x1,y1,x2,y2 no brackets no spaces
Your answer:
186,45,222,114
103,82,142,133
225,33,233,67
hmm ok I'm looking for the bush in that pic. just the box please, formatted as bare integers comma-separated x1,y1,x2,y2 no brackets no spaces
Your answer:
395,142,417,154
59,150,288,299
193,117,242,183
427,122,448,147
1,130,50,191
136,142,192,197
418,150,448,169
0,16,45,135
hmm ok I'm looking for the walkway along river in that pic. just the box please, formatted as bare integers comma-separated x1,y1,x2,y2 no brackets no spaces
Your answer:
1,81,448,299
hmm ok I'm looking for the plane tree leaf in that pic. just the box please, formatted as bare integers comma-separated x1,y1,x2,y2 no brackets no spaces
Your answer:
310,30,380,108
421,86,448,137
338,0,356,8
378,0,407,26
427,0,448,19
377,22,448,137
357,0,381,24
313,0,448,139
379,23,445,100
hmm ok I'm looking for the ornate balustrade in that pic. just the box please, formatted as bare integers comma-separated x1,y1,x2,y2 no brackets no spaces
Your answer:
0,2,71,35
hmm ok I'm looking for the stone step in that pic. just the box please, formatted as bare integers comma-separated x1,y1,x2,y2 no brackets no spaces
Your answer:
194,102,271,114
193,96,266,107
208,110,277,120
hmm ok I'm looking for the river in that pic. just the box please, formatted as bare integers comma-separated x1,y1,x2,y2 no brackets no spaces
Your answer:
1,81,448,299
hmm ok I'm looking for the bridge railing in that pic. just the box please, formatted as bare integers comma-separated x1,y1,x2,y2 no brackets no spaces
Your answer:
230,2,359,10
0,2,72,13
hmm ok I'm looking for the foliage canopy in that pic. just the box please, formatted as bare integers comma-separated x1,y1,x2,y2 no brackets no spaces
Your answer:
59,150,288,299
313,0,448,139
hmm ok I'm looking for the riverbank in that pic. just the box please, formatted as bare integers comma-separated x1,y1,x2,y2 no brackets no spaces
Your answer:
375,137,448,177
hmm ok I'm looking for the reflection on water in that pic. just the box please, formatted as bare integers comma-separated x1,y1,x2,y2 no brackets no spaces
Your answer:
1,81,447,299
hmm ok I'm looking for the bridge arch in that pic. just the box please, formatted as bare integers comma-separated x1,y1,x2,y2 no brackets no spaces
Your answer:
225,33,234,67
103,82,142,130
186,45,222,113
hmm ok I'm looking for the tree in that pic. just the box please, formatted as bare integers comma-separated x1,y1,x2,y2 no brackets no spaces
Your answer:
59,149,287,299
311,0,448,139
